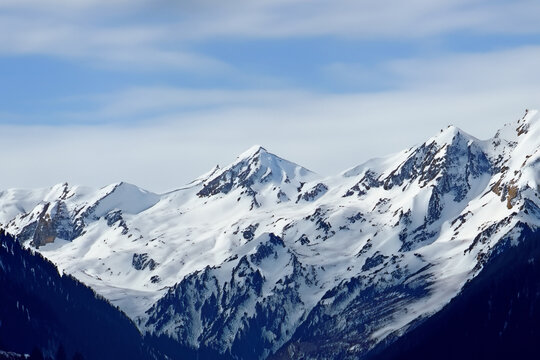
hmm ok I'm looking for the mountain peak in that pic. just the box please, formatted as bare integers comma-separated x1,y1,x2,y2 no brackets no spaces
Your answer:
494,108,540,142
521,108,539,123
518,108,540,133
237,145,268,161
90,181,160,216
430,125,474,146
186,164,221,188
197,146,314,200
228,145,303,173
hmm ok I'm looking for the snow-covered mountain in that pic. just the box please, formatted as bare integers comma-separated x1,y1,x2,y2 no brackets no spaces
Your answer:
1,110,539,359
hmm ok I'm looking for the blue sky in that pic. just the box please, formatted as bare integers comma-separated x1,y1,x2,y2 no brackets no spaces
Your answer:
1,0,540,191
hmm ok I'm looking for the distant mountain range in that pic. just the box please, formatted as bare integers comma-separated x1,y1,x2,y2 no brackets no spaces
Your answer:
1,109,539,359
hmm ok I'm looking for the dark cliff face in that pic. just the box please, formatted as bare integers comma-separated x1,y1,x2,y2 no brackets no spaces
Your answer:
13,200,78,248
14,201,76,248
272,269,432,360
382,130,491,196
364,224,540,360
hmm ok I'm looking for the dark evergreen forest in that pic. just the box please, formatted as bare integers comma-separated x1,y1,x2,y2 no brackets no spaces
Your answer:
0,230,156,360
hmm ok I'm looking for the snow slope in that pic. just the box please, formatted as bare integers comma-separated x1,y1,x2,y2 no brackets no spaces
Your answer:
2,110,539,359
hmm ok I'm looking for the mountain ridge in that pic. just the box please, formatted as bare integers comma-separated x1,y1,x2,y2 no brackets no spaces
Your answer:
1,109,539,359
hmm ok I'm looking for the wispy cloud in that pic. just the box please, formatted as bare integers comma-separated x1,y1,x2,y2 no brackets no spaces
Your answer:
0,15,227,72
0,86,532,192
324,45,540,92
153,0,540,39
2,42,538,192
1,0,540,70
57,87,316,122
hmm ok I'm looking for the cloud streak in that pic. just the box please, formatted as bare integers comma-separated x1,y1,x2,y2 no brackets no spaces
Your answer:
0,87,531,192
1,83,536,192
1,0,540,70
325,45,540,92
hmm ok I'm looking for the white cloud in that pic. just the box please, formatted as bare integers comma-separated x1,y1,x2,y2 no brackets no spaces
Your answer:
59,87,316,121
3,45,538,191
0,15,227,72
387,46,540,91
0,88,535,192
1,0,540,69
156,0,540,39
325,45,540,92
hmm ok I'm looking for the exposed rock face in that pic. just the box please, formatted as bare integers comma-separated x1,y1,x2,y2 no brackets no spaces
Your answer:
19,200,77,248
132,253,159,271
145,233,319,359
6,182,158,248
105,210,129,235
242,223,259,241
32,213,56,248
196,146,314,208
298,183,328,202
275,272,432,360
15,200,82,247
382,128,490,194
